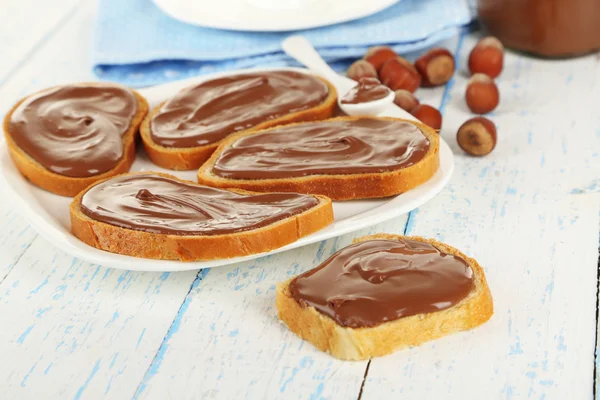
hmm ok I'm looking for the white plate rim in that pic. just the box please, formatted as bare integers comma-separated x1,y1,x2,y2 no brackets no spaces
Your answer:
151,0,401,32
0,145,453,272
0,66,454,272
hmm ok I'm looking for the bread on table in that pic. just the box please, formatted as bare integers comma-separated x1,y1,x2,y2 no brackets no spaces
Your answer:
70,172,334,261
276,234,493,360
3,82,148,197
198,116,439,201
140,70,337,170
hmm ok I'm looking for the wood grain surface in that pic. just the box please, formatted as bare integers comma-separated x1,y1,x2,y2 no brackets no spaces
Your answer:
0,2,598,399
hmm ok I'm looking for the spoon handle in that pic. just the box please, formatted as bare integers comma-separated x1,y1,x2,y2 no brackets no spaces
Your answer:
282,36,353,92
282,35,419,122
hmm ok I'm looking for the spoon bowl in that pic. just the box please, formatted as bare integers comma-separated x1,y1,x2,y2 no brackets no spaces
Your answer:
281,35,415,119
339,89,395,116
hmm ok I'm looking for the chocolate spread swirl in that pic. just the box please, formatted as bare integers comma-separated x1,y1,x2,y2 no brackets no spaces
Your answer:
7,84,137,178
212,118,429,179
289,239,474,328
341,77,391,104
150,71,330,148
80,174,320,235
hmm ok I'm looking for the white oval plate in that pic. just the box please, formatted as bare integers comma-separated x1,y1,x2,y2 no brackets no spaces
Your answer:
152,0,400,32
0,67,453,272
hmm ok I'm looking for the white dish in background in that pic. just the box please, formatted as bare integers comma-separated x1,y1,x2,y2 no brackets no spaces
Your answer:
152,0,400,32
0,67,454,272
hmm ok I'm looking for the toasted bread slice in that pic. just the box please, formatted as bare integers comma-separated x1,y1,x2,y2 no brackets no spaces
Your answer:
3,83,148,197
276,234,493,360
197,117,439,201
70,172,334,261
140,75,337,171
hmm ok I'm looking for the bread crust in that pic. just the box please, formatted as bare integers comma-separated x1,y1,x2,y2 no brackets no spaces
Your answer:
140,76,338,171
276,234,494,360
69,172,334,261
197,117,440,201
3,83,149,197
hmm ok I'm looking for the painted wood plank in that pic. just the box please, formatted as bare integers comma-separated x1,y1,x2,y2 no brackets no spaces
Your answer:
0,0,97,288
2,2,596,397
0,0,100,284
0,0,83,86
0,208,37,285
363,197,599,399
0,3,97,115
596,231,600,398
0,3,457,396
132,223,401,400
0,2,388,398
131,37,460,400
0,3,201,399
0,237,199,399
360,35,600,399
0,0,85,286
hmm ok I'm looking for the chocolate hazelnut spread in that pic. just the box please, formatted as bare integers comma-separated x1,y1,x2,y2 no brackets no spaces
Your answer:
341,77,391,104
7,84,137,178
477,0,600,57
80,174,320,235
289,239,474,328
150,71,330,148
212,118,429,180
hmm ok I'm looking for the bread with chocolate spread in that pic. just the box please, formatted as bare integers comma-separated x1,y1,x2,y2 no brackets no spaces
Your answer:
70,172,334,261
3,83,148,196
276,234,493,360
197,116,439,200
140,70,337,171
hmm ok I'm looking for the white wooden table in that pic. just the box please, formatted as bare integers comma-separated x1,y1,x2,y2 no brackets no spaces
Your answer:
1,2,599,399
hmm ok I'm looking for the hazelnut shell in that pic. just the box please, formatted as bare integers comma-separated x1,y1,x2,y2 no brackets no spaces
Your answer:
379,57,421,93
364,46,398,72
465,74,500,114
415,48,455,87
411,104,442,130
457,117,497,156
468,37,504,78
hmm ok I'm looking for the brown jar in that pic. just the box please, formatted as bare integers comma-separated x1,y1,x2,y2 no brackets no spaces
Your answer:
477,0,600,57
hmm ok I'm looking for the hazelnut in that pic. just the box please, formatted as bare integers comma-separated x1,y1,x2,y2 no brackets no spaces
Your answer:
465,73,500,114
457,117,497,156
415,48,455,87
393,89,419,112
379,57,421,93
347,60,378,81
468,37,504,78
411,104,442,130
364,46,398,71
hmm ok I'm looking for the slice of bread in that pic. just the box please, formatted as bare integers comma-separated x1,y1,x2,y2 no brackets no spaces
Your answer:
70,172,334,261
140,76,337,171
276,234,493,360
197,117,440,201
3,83,148,197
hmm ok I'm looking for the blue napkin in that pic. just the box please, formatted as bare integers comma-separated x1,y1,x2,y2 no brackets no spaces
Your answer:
93,0,474,87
